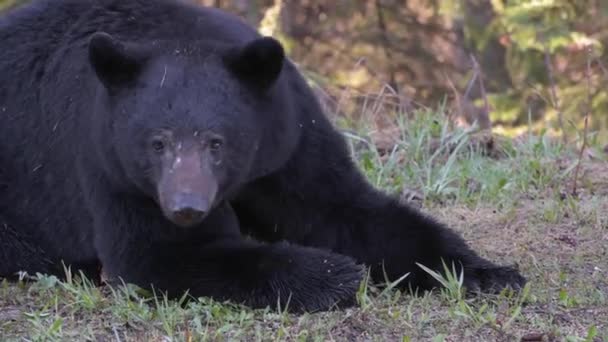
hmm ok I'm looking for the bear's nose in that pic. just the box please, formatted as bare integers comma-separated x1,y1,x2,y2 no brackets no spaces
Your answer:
168,193,209,227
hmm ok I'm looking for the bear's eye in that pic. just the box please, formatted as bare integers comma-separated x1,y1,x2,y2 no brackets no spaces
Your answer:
151,139,165,153
210,139,223,151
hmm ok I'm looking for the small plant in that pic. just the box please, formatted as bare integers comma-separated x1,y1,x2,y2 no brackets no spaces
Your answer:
23,308,63,341
355,268,373,310
416,260,465,302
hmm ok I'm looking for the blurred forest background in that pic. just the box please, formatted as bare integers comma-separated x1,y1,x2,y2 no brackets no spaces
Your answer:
2,0,608,145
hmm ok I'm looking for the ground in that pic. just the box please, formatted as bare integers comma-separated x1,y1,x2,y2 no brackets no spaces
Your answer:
1,107,606,342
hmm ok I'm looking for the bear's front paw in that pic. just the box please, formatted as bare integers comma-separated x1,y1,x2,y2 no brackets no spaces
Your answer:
464,264,527,294
267,245,364,312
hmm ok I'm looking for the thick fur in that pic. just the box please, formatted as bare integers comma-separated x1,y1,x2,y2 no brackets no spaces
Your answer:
0,0,525,312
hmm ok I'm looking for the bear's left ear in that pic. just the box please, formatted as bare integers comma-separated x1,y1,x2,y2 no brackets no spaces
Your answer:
224,37,285,90
89,32,149,90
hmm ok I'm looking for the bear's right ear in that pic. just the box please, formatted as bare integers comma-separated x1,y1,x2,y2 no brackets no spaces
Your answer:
88,32,147,90
224,37,285,90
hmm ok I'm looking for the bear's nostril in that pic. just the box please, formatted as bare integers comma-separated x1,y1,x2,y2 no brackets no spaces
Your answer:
168,193,209,226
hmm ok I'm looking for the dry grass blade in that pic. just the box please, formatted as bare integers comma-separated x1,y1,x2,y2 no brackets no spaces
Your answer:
544,46,566,144
571,47,594,196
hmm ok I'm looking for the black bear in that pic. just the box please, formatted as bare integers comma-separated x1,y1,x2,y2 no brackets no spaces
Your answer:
0,0,525,312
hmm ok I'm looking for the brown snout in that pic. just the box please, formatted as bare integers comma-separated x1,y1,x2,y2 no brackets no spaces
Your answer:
157,149,218,228
166,192,211,227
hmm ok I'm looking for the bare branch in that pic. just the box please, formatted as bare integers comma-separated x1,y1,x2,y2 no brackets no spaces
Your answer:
544,46,566,144
595,57,608,82
469,54,492,130
571,47,594,196
463,68,479,101
374,0,398,92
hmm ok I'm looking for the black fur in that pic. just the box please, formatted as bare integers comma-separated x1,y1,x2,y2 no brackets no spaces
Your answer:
0,0,525,312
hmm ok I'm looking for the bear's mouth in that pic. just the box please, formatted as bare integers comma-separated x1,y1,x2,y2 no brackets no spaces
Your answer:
166,206,208,227
157,190,216,228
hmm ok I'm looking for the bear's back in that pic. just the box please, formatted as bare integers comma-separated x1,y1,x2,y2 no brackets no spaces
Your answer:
1,0,260,47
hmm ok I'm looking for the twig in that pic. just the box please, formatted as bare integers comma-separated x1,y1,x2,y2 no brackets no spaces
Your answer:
443,68,478,129
571,47,594,196
184,316,192,342
375,0,398,92
463,68,479,101
469,55,489,114
112,326,122,342
444,72,462,126
595,57,608,82
544,46,566,144
469,54,492,130
443,65,479,105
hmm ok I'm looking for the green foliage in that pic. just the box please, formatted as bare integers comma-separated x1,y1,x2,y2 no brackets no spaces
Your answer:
491,1,602,54
464,0,608,141
0,0,26,12
344,105,586,210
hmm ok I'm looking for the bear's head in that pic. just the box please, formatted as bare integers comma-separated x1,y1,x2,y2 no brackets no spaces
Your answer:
88,32,292,228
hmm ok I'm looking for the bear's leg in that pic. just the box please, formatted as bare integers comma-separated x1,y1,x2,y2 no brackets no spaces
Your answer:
94,201,362,312
234,141,526,294
0,217,102,281
0,218,57,278
298,187,526,293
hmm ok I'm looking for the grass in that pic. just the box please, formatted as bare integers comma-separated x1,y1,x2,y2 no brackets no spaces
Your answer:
1,106,607,341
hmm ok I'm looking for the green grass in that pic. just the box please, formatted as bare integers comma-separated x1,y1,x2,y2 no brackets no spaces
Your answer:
2,107,607,341
346,107,579,208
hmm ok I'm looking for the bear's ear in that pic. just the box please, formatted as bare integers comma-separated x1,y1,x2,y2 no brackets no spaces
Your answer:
224,37,285,90
88,32,147,90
